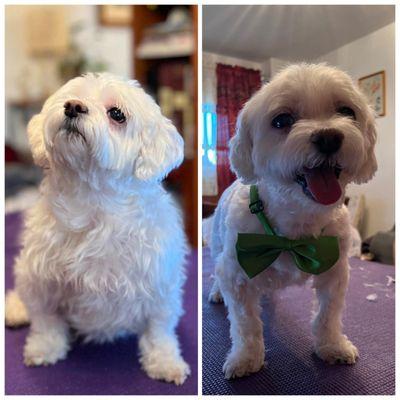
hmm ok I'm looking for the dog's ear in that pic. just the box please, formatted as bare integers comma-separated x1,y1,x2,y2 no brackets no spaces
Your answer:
27,113,49,168
134,115,184,181
354,108,378,184
229,106,256,183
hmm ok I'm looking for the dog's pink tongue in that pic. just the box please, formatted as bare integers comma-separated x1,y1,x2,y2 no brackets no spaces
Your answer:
304,167,342,205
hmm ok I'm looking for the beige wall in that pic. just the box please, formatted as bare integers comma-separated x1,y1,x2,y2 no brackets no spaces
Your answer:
5,5,132,102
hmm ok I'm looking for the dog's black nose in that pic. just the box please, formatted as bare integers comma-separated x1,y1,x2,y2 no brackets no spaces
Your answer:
64,101,88,119
311,129,344,155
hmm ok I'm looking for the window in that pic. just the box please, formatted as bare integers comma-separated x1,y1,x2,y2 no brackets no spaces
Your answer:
202,103,217,165
202,103,218,195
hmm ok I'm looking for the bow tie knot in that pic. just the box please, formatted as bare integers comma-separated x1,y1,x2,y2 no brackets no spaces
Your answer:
283,238,306,251
235,185,340,279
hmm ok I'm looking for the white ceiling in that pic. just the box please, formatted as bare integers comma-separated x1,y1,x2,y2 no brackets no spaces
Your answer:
203,5,395,62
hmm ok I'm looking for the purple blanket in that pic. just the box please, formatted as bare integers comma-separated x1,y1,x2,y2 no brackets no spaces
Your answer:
5,212,198,395
202,246,395,395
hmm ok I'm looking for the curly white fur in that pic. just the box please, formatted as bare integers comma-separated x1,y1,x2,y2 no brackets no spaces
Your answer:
209,64,377,379
5,73,190,385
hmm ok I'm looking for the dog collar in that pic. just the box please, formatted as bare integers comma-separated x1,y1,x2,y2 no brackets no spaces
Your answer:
235,185,340,278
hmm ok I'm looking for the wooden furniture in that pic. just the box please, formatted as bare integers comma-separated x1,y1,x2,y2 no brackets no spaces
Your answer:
202,195,218,218
132,5,198,247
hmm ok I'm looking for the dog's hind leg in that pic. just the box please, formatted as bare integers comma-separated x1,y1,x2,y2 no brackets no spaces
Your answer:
5,290,29,327
208,278,223,303
208,206,226,304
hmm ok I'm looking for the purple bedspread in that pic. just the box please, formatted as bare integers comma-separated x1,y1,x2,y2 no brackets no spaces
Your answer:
5,212,198,395
202,246,395,395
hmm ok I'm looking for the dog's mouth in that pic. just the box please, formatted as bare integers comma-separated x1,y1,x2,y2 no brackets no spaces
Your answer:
62,120,86,142
295,163,342,205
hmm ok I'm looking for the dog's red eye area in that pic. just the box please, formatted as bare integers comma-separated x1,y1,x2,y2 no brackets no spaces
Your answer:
108,107,126,123
271,113,295,129
337,106,356,120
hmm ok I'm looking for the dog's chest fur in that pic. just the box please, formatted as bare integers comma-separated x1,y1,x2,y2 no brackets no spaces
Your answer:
20,188,185,341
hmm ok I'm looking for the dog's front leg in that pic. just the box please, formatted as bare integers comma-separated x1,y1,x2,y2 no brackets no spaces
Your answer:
17,274,70,366
24,310,70,366
139,309,190,385
219,271,265,379
312,258,359,364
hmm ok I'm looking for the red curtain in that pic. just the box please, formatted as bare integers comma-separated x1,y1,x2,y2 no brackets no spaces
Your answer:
216,63,261,195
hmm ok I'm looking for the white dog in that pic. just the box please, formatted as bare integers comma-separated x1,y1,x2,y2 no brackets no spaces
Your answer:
209,63,377,379
5,73,190,385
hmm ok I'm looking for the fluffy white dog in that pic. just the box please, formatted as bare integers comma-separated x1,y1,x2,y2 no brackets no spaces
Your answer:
209,63,377,379
5,73,190,385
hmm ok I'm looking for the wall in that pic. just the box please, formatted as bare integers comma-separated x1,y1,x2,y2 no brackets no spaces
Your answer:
69,6,132,78
5,5,132,102
316,23,395,238
261,57,291,81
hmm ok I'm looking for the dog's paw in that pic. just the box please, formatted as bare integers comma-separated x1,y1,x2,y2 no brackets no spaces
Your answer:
24,331,69,367
142,355,190,385
223,348,265,379
208,289,223,304
5,290,29,327
315,337,359,365
208,280,224,303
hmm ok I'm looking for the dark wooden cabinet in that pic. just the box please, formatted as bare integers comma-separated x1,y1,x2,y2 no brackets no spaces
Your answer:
132,5,198,248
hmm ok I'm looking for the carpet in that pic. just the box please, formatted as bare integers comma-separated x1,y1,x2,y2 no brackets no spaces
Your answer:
202,246,395,395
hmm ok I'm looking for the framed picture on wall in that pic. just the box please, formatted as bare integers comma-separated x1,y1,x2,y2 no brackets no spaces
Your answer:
98,5,133,27
358,71,386,117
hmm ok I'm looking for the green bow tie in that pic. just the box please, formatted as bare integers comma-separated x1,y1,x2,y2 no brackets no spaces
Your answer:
235,185,340,279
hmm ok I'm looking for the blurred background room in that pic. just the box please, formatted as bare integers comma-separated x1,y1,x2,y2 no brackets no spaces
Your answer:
5,4,198,396
202,5,394,396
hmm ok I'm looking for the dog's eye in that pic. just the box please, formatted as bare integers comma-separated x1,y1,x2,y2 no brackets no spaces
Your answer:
108,107,126,123
337,106,356,120
271,113,295,129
